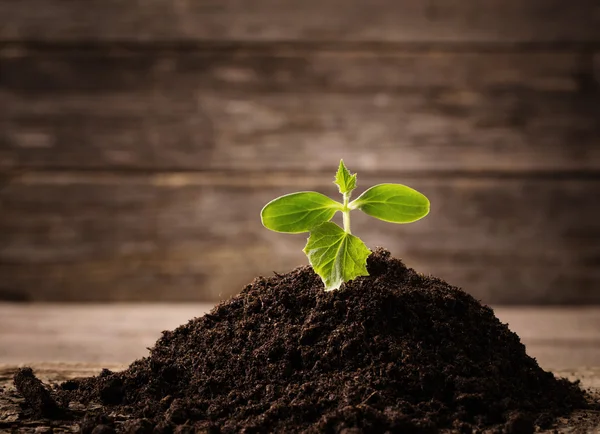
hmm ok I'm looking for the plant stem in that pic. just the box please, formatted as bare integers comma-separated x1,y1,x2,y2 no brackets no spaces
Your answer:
342,193,351,234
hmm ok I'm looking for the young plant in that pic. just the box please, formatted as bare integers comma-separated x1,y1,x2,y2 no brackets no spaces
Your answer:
261,160,430,291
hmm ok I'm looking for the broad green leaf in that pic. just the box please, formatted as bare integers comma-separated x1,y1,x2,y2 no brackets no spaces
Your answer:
303,222,370,291
334,160,357,195
261,192,342,233
350,183,430,223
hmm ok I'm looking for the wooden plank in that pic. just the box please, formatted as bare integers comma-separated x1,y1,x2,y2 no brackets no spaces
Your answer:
0,0,599,43
1,173,599,303
0,305,599,369
0,304,210,364
1,48,599,172
495,307,600,371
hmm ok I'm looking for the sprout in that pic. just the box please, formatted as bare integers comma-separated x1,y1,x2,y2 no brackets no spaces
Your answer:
261,160,430,290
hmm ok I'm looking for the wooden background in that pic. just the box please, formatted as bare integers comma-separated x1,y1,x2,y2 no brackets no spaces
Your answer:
0,1,599,303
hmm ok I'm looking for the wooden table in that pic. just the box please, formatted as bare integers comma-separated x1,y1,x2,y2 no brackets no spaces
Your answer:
1,304,599,432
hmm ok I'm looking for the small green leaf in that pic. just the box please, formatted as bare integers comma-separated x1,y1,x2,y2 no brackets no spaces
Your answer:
350,183,430,223
303,222,370,291
334,160,357,195
261,192,342,233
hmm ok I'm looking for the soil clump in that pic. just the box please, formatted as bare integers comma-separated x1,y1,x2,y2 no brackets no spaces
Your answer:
14,249,587,433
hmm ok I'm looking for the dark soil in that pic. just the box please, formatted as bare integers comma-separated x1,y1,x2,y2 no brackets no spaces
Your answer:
13,367,62,419
14,249,587,433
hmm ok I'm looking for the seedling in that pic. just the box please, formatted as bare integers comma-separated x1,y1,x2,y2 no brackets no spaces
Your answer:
261,160,430,291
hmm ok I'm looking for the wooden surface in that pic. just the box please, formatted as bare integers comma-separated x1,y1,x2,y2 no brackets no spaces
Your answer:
1,1,599,303
1,0,599,42
1,174,599,302
0,304,599,432
1,304,599,370
2,48,599,173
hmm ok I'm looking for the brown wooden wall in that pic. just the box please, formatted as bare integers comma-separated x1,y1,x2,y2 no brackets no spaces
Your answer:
0,0,599,303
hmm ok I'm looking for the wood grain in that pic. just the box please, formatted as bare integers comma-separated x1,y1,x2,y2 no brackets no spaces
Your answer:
1,47,599,173
1,173,598,303
1,0,599,43
1,305,599,369
1,1,599,306
0,304,208,365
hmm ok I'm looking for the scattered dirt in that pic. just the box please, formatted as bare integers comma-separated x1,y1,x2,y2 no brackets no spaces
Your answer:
13,368,62,419
11,249,591,433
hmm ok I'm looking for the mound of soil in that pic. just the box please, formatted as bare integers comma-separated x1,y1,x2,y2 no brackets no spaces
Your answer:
16,249,586,433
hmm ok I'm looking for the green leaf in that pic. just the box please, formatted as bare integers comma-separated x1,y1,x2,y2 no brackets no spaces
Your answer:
334,160,357,195
350,183,430,223
261,192,342,233
303,222,371,291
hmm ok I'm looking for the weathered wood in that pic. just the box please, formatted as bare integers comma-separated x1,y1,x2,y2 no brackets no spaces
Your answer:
1,47,598,173
1,305,599,370
1,173,599,303
0,0,599,43
495,308,600,371
0,304,209,364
